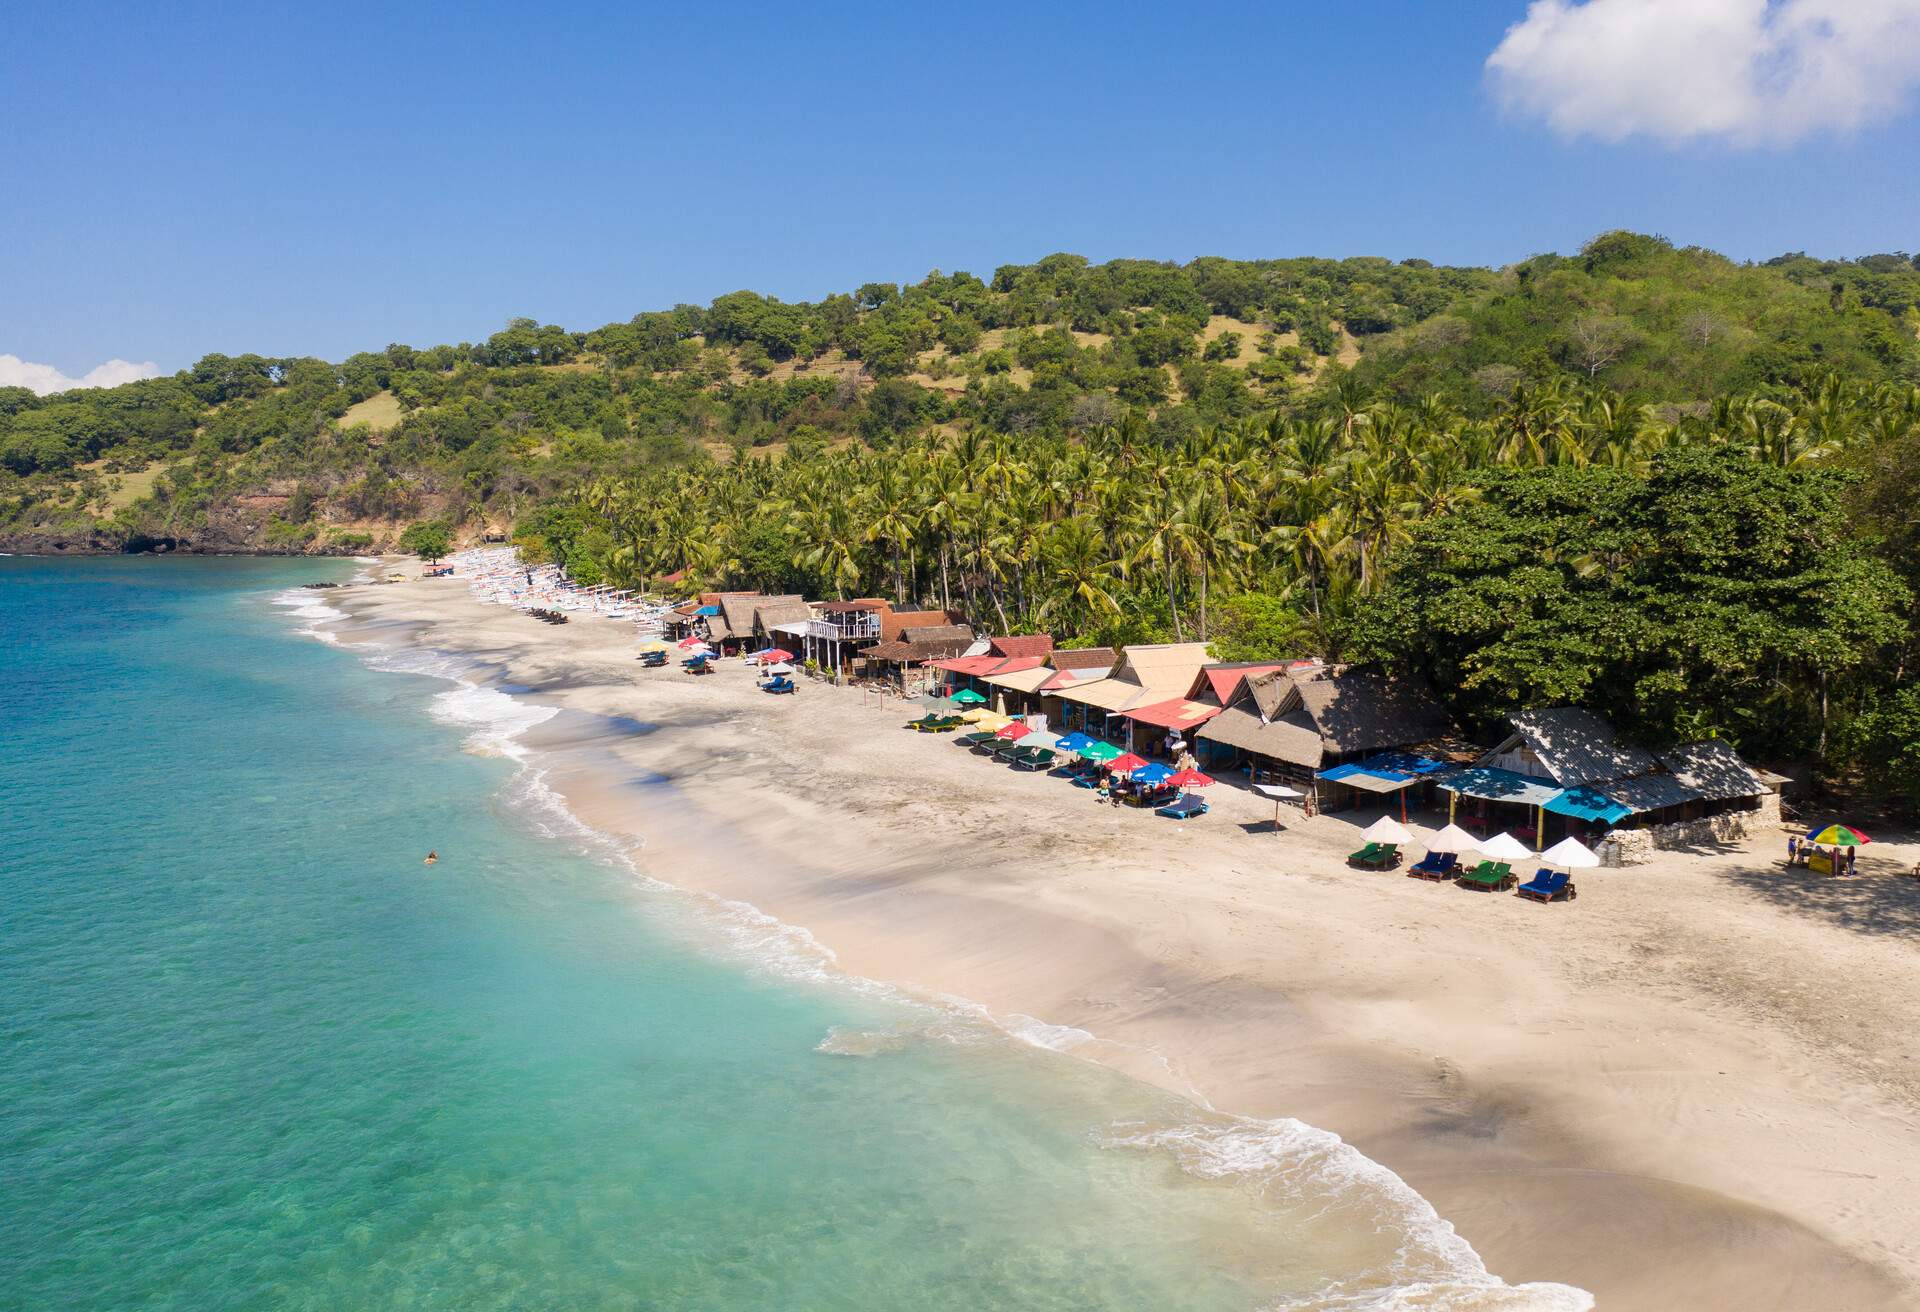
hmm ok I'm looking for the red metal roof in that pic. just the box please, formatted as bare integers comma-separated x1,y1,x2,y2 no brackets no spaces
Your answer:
1123,697,1228,731
1199,662,1287,705
981,655,1045,677
931,655,1000,676
988,635,1054,658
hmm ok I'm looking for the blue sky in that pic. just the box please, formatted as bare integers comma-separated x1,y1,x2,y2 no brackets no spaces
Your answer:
4,0,1918,383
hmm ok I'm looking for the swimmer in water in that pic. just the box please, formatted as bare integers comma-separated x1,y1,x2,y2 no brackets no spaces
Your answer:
424,851,439,866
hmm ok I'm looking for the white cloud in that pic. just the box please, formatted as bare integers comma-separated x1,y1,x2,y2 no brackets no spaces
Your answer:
1487,0,1920,146
0,355,161,396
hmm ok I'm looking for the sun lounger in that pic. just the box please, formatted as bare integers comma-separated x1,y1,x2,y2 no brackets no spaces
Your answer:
986,739,1026,759
1156,794,1209,820
1010,748,1057,771
1348,842,1400,869
762,676,796,695
1456,860,1515,892
955,731,997,749
1408,851,1458,879
1515,870,1576,903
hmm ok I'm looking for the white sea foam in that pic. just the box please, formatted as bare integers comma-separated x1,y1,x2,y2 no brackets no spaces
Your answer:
1104,1118,1593,1312
270,587,347,643
426,683,559,760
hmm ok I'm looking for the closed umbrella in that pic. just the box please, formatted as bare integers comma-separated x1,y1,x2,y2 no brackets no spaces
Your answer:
1361,816,1413,846
1253,782,1303,835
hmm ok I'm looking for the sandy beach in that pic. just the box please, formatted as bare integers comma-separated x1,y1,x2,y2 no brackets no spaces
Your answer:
332,569,1920,1310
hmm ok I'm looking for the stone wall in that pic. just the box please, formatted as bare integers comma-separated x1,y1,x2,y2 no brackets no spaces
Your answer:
1597,792,1780,867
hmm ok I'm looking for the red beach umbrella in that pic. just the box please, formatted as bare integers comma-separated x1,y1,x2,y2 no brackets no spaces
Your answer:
677,637,707,650
1166,768,1214,788
1108,752,1148,775
994,721,1033,741
761,648,795,662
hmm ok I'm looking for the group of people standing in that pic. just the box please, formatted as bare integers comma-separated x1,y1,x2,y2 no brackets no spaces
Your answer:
1786,835,1858,876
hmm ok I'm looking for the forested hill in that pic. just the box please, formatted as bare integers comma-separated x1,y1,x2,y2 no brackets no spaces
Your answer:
5,230,1920,557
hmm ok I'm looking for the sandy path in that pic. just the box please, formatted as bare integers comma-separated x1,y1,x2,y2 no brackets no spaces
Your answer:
332,574,1920,1310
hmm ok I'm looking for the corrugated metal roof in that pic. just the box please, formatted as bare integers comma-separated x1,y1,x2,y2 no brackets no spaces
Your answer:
1658,740,1767,801
1509,707,1658,787
1435,766,1562,806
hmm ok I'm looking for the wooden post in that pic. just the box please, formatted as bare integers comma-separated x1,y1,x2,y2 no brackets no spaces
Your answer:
1448,790,1457,823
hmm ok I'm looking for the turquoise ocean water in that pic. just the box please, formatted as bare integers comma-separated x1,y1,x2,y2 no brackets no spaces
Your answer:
0,557,1586,1310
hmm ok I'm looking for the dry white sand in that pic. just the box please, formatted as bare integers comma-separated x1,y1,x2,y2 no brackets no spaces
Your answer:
333,571,1920,1310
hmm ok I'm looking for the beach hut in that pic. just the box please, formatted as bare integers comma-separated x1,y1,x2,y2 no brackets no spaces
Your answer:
1119,661,1287,760
1050,643,1214,740
1449,708,1772,848
1196,663,1450,807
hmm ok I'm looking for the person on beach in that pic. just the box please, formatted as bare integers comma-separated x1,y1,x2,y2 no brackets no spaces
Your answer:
1787,834,1799,866
424,851,438,866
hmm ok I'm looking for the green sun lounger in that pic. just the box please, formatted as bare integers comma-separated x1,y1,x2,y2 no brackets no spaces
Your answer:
955,731,996,749
1457,860,1515,891
1347,842,1400,869
1010,747,1057,771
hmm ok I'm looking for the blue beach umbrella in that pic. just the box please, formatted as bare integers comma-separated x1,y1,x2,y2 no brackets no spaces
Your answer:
1132,763,1174,786
1054,731,1094,754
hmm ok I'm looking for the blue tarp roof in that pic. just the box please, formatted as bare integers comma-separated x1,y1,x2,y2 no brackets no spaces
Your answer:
1356,751,1451,776
1434,766,1562,806
1542,786,1633,824
694,605,721,615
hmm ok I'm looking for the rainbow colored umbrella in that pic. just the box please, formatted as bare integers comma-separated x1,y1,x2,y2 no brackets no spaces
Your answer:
1805,824,1871,847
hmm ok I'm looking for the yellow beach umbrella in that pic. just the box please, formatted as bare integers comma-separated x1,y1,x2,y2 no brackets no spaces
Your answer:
636,639,670,653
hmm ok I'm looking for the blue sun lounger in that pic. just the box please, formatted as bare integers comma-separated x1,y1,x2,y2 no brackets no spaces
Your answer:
1155,793,1209,820
1515,870,1576,903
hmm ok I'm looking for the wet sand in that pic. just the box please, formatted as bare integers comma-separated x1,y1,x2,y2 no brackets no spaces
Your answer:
333,572,1920,1310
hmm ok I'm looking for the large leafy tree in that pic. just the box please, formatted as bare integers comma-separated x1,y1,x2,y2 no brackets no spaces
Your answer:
1352,448,1911,757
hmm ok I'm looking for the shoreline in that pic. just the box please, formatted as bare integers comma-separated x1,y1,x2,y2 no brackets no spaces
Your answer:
325,571,1920,1310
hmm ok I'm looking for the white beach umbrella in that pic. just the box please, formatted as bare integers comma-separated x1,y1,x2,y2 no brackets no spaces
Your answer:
1540,836,1601,869
1478,831,1534,862
1424,823,1479,854
762,662,795,675
1361,816,1414,845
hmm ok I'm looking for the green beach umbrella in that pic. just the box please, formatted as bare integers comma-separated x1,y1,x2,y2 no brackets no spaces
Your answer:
1079,740,1120,763
950,688,986,706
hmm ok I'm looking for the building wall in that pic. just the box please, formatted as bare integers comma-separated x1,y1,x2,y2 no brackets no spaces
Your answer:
1597,793,1781,866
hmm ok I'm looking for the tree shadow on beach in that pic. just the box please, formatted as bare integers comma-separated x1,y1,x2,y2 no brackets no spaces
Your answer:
1719,864,1920,938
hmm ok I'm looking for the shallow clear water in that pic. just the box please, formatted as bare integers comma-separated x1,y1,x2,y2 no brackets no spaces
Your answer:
0,557,1586,1310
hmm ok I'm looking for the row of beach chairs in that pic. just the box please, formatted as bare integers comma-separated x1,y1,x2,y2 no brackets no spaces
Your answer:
1347,846,1577,903
902,718,1209,817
